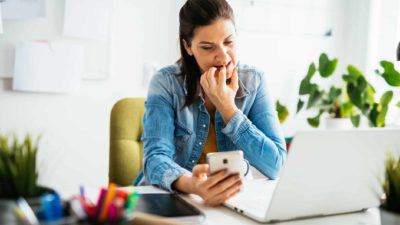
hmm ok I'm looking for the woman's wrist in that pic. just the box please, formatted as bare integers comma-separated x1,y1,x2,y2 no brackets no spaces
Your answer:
172,174,195,194
218,103,238,124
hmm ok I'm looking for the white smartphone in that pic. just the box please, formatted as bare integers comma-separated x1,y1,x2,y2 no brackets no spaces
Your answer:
206,150,244,177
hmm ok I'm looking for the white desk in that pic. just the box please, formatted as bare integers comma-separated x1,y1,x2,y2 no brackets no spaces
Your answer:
134,185,381,225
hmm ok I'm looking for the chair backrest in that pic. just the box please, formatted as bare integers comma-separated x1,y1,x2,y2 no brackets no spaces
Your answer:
109,98,146,186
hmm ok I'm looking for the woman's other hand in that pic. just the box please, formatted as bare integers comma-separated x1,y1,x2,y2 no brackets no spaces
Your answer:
173,164,242,206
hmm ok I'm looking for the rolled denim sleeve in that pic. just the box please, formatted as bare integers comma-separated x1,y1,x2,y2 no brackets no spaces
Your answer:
222,71,286,179
142,72,190,191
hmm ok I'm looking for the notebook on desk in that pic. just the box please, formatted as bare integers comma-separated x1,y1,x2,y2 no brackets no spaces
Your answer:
224,128,400,223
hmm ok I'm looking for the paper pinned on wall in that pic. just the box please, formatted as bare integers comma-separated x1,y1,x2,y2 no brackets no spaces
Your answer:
13,41,84,93
1,0,46,20
63,0,112,40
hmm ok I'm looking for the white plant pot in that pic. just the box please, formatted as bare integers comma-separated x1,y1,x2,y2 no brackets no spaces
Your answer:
325,118,353,129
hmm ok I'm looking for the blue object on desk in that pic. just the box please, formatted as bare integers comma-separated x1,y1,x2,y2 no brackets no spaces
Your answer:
41,193,63,221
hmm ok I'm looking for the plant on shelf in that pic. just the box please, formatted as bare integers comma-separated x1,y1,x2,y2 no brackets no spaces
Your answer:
297,52,397,128
276,100,289,124
0,134,42,199
296,53,358,128
380,153,400,224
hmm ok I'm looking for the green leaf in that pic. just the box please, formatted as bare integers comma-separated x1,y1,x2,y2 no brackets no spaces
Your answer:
342,74,356,84
350,115,360,127
397,102,400,108
299,79,311,95
276,100,289,124
307,118,319,128
307,112,322,128
299,63,317,95
368,103,379,127
364,84,376,108
299,80,318,96
347,65,363,77
373,91,393,128
379,61,400,86
377,105,389,127
347,83,363,110
306,89,324,109
345,72,375,113
343,65,363,88
306,63,316,79
296,99,304,113
328,87,342,102
380,91,393,106
319,53,338,77
340,102,353,118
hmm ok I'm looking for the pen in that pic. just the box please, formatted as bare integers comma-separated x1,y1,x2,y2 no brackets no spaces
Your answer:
80,185,86,200
95,187,107,219
107,202,118,221
124,191,140,219
99,183,117,221
16,197,39,225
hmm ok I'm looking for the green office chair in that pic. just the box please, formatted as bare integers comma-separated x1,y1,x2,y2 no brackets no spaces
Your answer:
109,98,146,186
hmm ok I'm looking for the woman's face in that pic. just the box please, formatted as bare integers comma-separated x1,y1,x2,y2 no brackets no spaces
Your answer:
184,18,236,79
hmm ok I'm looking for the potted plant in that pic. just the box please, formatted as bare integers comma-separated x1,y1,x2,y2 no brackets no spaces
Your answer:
296,53,359,128
0,134,49,222
0,134,43,199
380,153,400,224
297,52,397,128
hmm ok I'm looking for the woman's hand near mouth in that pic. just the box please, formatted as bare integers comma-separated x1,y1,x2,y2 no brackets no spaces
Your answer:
200,52,239,124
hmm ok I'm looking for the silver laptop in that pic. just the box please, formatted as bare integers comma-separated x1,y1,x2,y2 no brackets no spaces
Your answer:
224,128,400,223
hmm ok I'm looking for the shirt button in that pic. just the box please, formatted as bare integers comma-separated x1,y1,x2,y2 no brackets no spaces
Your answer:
192,160,195,163
199,142,202,145
202,124,206,128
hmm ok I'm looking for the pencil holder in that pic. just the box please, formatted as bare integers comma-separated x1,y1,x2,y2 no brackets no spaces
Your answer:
75,184,140,224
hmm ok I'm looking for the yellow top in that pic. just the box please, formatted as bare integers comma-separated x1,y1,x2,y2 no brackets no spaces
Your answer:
198,122,217,164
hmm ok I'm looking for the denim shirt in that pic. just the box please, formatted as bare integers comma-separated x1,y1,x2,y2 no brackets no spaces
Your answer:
137,62,286,191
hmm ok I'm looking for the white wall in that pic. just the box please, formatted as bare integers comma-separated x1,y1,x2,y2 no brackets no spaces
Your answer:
0,0,398,197
0,0,184,197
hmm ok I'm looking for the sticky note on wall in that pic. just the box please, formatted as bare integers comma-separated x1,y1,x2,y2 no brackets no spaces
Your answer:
13,41,84,93
63,0,112,39
1,0,46,20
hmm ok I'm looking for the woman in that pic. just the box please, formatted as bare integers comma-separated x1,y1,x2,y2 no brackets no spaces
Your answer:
137,0,286,206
